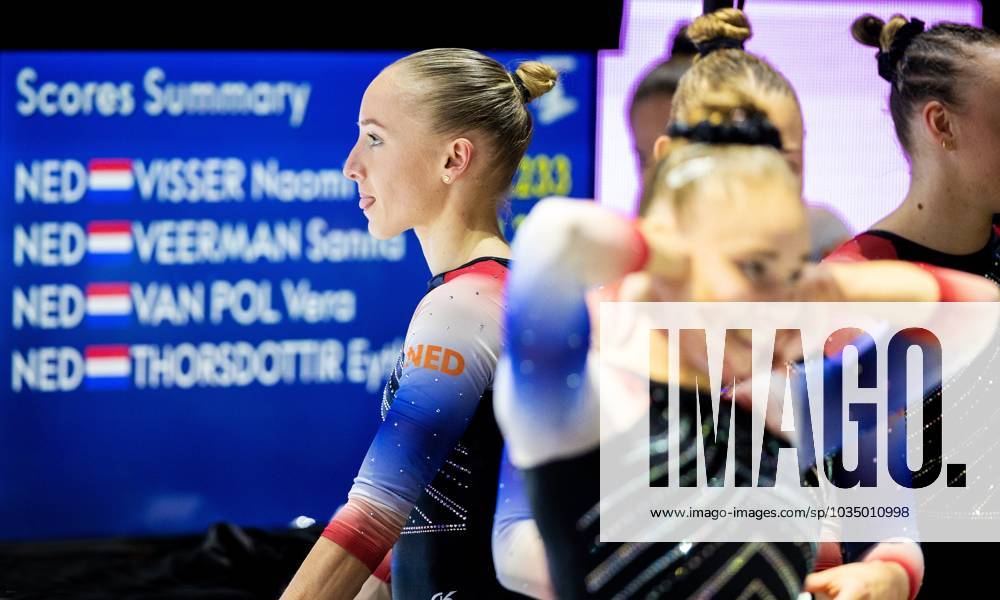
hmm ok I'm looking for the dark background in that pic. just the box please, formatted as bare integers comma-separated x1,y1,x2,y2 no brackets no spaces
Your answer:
3,0,995,596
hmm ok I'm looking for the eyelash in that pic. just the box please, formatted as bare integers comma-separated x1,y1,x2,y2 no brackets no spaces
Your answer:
739,260,766,281
738,261,804,287
366,133,382,147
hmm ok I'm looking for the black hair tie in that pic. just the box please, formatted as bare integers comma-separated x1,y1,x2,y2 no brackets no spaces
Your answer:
695,36,745,57
667,113,783,150
510,72,532,103
877,18,925,83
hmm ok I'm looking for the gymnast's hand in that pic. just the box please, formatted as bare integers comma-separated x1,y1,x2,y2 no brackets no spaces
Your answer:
788,263,847,302
803,560,909,600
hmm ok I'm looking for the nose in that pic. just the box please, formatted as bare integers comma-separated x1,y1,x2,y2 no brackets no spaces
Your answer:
343,140,364,182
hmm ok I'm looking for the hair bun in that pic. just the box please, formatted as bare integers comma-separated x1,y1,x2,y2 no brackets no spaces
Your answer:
851,14,886,48
513,61,559,103
687,8,752,58
852,14,925,83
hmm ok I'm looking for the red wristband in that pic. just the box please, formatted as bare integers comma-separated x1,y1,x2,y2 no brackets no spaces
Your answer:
321,519,385,573
861,542,923,600
629,219,650,272
373,551,392,582
870,556,921,600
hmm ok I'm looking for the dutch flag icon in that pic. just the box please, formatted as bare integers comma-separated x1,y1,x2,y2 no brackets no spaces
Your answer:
87,159,134,203
85,283,132,327
84,345,131,390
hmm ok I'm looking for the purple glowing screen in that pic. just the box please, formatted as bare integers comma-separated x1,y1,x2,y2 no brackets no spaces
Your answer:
597,0,981,233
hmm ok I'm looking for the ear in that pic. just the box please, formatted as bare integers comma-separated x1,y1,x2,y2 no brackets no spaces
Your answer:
442,137,475,183
652,134,672,162
920,100,956,148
